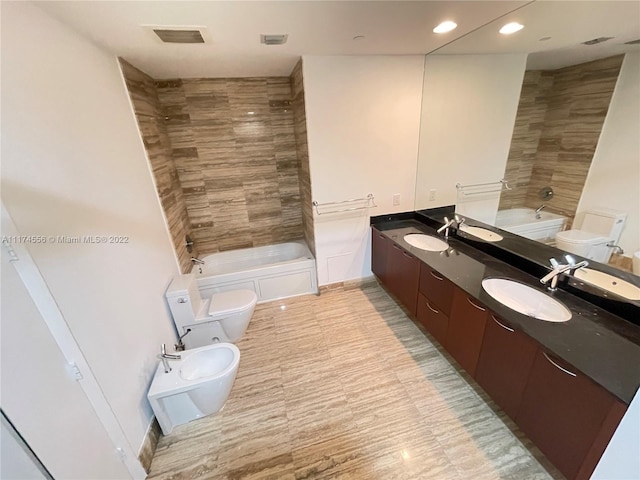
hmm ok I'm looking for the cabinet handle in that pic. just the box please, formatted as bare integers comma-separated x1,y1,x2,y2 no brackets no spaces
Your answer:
491,315,514,332
426,300,440,314
392,244,402,251
543,352,577,377
466,297,486,311
402,251,413,259
377,233,385,239
429,270,444,281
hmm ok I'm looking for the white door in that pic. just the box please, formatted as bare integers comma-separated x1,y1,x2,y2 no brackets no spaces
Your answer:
0,239,132,479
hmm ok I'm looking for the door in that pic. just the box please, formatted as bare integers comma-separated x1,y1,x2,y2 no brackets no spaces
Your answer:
1,224,133,478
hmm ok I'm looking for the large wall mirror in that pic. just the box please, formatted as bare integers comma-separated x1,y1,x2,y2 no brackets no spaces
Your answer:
417,0,640,277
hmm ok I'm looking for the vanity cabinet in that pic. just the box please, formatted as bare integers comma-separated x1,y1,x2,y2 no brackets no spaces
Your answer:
416,265,455,344
385,242,420,316
445,288,488,376
371,227,389,284
516,349,626,480
474,313,539,420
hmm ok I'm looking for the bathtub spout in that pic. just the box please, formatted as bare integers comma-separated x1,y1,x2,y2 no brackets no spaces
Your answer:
191,257,205,265
535,204,546,219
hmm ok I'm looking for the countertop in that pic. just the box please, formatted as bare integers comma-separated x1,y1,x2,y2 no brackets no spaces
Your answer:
373,218,640,405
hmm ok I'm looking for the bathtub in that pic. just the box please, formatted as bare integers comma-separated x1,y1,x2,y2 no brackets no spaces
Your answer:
495,208,567,243
192,241,318,303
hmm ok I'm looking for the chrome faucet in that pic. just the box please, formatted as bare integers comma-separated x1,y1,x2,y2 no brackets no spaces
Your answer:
190,257,205,265
606,242,624,254
540,255,588,291
535,204,546,219
174,328,192,352
437,215,464,239
159,344,181,373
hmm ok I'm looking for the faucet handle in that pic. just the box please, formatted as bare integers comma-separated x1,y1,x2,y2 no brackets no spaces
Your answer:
564,254,576,267
549,258,560,269
161,343,167,355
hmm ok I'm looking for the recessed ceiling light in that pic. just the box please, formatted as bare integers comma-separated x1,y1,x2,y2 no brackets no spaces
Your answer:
500,22,524,35
433,21,457,34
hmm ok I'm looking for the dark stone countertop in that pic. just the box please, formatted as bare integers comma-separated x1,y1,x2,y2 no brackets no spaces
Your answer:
373,218,640,405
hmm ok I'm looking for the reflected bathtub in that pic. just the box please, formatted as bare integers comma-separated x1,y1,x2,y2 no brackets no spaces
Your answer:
192,241,318,303
495,208,567,243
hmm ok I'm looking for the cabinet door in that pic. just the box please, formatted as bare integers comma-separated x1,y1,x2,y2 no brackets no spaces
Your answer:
445,288,488,376
516,349,619,480
475,313,539,420
386,243,420,316
371,228,389,284
418,265,454,316
416,293,449,345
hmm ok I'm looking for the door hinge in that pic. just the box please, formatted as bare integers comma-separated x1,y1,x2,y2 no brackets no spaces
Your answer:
68,361,83,380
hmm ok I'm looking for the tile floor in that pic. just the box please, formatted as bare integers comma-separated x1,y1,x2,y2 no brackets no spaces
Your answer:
147,282,564,480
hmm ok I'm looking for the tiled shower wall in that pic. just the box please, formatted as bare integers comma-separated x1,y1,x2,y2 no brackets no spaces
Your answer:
155,77,304,254
120,60,195,273
290,60,315,256
500,55,624,226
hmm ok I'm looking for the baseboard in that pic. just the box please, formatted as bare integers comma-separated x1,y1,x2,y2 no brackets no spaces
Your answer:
137,417,161,474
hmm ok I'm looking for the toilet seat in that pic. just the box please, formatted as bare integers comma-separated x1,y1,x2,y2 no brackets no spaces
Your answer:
207,290,257,319
555,230,609,245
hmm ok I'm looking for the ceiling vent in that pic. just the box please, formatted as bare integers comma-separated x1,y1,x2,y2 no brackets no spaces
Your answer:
582,37,614,46
144,26,208,44
624,39,640,45
261,34,288,45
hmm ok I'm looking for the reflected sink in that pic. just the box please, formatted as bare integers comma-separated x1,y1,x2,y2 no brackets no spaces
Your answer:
459,224,504,242
482,278,572,322
403,234,448,252
574,268,640,301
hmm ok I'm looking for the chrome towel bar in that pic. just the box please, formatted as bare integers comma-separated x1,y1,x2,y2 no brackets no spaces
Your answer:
312,193,377,216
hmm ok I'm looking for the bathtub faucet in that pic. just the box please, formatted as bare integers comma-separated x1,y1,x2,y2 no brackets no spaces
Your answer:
191,257,205,265
535,204,546,219
159,344,181,373
606,242,624,254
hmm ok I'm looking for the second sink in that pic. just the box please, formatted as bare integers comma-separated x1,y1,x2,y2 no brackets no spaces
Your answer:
482,278,572,322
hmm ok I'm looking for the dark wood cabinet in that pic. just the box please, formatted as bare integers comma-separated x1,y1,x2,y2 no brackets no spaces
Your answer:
475,313,539,420
419,265,454,316
516,349,624,480
371,228,389,284
416,293,449,344
385,242,420,316
445,288,488,376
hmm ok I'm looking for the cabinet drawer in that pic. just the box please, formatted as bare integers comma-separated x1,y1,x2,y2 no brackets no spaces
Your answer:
516,349,618,480
371,228,388,284
386,243,420,316
419,264,454,316
475,313,539,420
416,293,449,345
445,288,488,376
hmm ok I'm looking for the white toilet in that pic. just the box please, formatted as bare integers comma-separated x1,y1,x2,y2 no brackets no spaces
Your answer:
147,343,240,435
555,208,627,263
165,274,258,349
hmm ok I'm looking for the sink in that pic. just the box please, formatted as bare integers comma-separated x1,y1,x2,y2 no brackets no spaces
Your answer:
403,234,449,252
574,268,640,301
459,224,504,242
482,278,572,322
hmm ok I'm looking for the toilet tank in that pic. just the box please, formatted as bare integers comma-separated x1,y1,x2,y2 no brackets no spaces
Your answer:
579,208,627,242
165,274,203,328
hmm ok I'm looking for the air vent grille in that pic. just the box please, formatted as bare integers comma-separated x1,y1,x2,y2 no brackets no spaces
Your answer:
261,34,288,45
582,37,614,46
153,29,205,44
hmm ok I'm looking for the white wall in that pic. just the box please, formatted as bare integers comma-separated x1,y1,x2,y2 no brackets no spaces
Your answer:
578,52,640,260
1,1,179,457
303,55,425,285
415,54,527,224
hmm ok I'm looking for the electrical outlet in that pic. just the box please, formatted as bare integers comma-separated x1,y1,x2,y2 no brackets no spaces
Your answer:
429,189,437,201
392,194,401,206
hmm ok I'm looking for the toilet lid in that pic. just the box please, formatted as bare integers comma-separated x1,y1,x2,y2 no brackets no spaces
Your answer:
556,230,608,244
208,289,257,317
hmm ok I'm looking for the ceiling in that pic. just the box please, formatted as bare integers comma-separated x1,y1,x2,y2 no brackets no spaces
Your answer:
34,1,640,78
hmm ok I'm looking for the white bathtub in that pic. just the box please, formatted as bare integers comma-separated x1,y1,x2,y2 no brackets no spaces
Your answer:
495,208,567,243
192,241,318,303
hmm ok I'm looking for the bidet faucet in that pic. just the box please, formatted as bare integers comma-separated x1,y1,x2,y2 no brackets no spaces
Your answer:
191,257,205,265
540,255,588,291
159,344,181,373
174,329,192,352
535,204,546,219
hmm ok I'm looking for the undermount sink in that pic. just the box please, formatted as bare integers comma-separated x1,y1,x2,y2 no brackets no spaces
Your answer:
459,224,504,242
403,234,448,252
482,278,572,322
574,268,640,301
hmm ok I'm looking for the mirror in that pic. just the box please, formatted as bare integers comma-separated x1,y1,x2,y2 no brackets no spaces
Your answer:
416,1,640,277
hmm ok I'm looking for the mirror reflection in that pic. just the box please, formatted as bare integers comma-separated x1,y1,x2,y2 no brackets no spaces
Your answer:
417,1,640,276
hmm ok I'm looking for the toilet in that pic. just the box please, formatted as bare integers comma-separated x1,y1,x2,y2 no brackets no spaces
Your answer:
147,343,240,435
555,208,627,263
165,274,258,349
